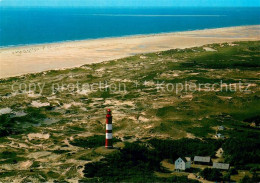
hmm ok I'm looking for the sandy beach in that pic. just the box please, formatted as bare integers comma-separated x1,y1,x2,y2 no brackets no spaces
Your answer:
0,25,259,79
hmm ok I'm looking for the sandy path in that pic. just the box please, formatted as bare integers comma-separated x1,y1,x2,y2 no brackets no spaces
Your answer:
0,25,259,78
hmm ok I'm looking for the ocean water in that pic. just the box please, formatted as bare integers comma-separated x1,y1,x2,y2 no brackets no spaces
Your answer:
0,7,260,47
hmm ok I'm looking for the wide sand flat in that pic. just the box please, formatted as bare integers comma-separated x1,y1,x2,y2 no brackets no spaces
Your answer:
0,25,259,78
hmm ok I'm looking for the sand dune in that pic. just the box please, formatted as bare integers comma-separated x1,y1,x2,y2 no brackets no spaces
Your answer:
0,25,259,78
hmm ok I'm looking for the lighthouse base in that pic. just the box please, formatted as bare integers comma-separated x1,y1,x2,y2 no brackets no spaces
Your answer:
105,139,113,149
105,146,113,149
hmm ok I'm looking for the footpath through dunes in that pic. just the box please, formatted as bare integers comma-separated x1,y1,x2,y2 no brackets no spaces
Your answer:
0,25,260,78
0,41,259,182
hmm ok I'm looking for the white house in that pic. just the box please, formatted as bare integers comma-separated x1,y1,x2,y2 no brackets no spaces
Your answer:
218,126,225,131
216,133,225,139
175,157,191,171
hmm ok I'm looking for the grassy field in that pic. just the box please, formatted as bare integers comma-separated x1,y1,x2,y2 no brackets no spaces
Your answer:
0,41,259,182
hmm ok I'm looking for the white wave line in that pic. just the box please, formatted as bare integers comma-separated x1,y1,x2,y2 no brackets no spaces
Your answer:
76,14,226,17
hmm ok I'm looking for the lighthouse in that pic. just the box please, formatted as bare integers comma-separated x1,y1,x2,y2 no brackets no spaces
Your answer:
105,109,113,149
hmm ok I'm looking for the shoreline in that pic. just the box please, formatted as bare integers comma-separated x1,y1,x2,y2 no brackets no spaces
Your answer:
0,25,259,79
0,24,259,50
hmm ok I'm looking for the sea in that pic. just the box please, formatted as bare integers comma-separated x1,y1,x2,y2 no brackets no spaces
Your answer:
0,7,260,47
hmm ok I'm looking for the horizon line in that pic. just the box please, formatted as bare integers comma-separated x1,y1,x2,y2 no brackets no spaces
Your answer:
1,5,260,8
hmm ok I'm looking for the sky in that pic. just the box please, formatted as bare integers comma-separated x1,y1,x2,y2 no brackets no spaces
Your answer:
0,0,259,7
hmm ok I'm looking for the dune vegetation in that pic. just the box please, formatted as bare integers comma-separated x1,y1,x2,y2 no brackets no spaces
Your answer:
0,41,259,182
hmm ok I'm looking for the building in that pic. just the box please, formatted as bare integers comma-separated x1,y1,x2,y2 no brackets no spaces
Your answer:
194,156,211,164
213,162,230,170
175,157,191,171
218,126,225,131
251,122,260,128
216,133,225,139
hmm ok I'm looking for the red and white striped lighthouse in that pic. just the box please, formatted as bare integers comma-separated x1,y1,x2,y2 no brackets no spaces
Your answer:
105,109,113,149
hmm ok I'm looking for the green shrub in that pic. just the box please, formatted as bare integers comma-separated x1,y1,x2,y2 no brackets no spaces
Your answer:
70,135,121,148
47,171,60,179
239,175,256,183
223,172,231,181
200,168,222,181
222,136,260,165
52,150,70,154
0,151,26,164
229,168,238,175
149,138,222,160
82,142,199,182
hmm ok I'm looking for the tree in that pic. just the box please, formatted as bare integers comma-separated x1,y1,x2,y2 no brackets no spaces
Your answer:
229,167,238,175
223,172,231,181
250,168,260,183
200,168,222,181
240,175,254,183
